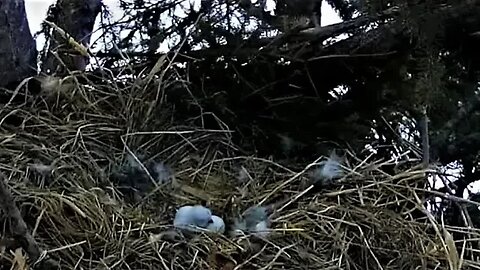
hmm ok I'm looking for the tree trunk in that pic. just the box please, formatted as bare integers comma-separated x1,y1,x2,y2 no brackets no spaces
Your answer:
0,0,37,88
42,0,102,75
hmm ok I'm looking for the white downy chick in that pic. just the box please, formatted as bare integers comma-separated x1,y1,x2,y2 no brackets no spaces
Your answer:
207,215,226,234
311,152,346,187
174,205,224,234
233,206,270,237
174,205,212,229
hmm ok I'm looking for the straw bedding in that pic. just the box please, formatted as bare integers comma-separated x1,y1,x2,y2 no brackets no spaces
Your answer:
0,65,478,269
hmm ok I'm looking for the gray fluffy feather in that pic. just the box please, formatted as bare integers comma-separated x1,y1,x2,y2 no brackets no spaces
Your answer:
233,206,270,237
311,152,345,187
111,153,174,201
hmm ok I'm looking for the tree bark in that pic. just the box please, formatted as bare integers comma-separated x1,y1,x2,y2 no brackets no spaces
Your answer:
0,0,37,88
42,0,102,75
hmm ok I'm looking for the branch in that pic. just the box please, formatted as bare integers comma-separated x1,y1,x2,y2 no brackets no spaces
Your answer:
419,106,430,168
0,172,40,264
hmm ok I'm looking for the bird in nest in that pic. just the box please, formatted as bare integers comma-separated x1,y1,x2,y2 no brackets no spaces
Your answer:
173,205,225,234
230,151,347,238
172,204,272,237
110,153,175,202
232,205,271,238
310,151,346,187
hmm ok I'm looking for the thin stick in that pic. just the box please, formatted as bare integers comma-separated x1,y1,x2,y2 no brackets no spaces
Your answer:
419,105,430,168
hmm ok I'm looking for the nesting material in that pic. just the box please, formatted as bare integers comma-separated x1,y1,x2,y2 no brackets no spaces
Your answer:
0,61,476,270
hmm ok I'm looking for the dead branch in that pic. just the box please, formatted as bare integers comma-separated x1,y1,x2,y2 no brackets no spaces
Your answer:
0,172,41,264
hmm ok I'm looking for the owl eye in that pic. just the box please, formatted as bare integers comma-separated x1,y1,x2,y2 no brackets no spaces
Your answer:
207,218,214,224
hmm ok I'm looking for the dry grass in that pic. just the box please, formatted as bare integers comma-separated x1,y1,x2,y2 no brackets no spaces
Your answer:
0,61,479,270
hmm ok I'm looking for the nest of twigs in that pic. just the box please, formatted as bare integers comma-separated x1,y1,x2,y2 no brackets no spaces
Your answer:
0,61,479,270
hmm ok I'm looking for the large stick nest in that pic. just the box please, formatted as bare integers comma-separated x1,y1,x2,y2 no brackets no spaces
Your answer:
0,60,478,269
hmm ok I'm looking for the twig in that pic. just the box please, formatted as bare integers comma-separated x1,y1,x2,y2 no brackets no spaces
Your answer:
419,105,430,168
43,20,90,57
307,51,398,62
